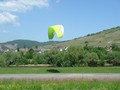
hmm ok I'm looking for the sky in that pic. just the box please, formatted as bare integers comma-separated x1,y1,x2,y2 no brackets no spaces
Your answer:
0,0,120,42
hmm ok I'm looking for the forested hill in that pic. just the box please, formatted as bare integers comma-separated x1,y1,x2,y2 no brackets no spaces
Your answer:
0,40,60,48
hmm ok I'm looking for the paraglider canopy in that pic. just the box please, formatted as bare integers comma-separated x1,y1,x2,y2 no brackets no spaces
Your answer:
48,25,64,40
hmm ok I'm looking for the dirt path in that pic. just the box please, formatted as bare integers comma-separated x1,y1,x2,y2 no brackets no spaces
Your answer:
0,74,120,81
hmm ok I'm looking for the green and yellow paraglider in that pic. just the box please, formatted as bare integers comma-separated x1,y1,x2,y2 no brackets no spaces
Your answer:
48,25,64,40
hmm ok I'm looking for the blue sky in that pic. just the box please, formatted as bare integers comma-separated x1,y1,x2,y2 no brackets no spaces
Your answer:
0,0,120,42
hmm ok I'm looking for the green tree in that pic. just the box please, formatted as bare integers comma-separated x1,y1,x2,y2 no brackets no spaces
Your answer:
54,51,66,67
84,52,99,66
65,46,85,67
44,50,59,66
106,51,120,66
33,53,47,64
20,51,28,64
25,48,34,59
111,43,120,51
0,52,20,67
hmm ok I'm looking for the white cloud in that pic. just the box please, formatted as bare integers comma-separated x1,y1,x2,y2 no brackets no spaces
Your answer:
0,0,49,26
0,12,20,26
0,0,49,12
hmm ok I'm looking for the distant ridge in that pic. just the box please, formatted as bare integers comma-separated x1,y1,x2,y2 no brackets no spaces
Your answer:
0,39,61,48
48,26,120,47
0,26,120,48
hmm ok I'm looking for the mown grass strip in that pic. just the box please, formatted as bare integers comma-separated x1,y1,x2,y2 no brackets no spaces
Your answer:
0,67,120,74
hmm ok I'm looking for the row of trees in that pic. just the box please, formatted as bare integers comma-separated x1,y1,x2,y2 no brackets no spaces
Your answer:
0,45,120,67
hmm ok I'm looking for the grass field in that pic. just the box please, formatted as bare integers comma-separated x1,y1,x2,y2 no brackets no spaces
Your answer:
0,67,120,90
0,80,119,90
0,67,120,74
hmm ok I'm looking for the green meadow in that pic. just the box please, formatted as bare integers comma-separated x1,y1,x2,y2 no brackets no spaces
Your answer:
0,67,120,74
0,80,119,90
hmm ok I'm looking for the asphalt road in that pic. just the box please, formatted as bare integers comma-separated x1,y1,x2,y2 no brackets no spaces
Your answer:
0,74,120,80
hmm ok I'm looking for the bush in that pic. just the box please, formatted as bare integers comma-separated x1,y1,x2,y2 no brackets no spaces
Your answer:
0,44,120,67
33,53,47,64
111,43,120,51
0,52,20,67
84,52,99,67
